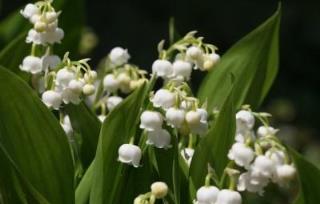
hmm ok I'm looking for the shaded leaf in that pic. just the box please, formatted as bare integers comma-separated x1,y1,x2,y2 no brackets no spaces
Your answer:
190,82,235,197
90,83,149,204
0,67,74,203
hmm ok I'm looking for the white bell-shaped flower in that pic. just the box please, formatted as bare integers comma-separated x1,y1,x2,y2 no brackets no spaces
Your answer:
56,68,76,87
117,72,131,93
152,59,173,78
20,55,43,74
185,110,201,126
42,28,64,44
20,3,39,19
237,170,269,195
257,126,278,137
68,79,85,94
41,90,62,110
151,181,168,199
42,54,61,70
151,89,175,109
197,108,208,123
106,96,123,111
109,47,130,66
202,53,220,71
180,148,194,166
172,60,192,80
146,129,171,149
234,130,255,144
26,29,44,45
228,143,255,169
186,110,208,135
61,88,81,104
118,144,141,167
251,155,275,178
265,150,286,166
196,186,219,204
61,115,73,136
186,46,203,61
165,108,185,128
140,111,163,131
216,189,242,204
236,110,255,131
274,164,296,185
272,162,296,188
103,74,119,92
45,11,59,24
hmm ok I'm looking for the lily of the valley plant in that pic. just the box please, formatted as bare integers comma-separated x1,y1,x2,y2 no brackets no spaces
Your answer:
0,1,319,204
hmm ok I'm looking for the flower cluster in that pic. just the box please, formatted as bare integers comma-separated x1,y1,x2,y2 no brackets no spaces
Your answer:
117,32,217,168
152,31,220,81
92,47,147,122
19,1,97,110
20,1,63,75
41,53,97,110
134,181,168,204
227,108,296,195
21,1,64,46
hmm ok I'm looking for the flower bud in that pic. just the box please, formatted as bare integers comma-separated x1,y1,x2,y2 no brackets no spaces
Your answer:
196,186,219,204
202,53,220,71
61,115,73,136
228,143,255,169
34,21,47,32
106,96,123,111
165,108,185,128
103,74,119,92
151,181,168,199
151,89,175,110
152,59,173,79
130,79,145,90
117,72,131,93
181,148,194,165
98,115,106,122
20,56,43,74
109,47,130,66
118,144,141,167
147,129,171,149
41,90,62,110
185,111,201,126
257,126,278,137
216,189,242,204
84,70,97,82
140,111,163,131
82,84,95,95
172,60,192,80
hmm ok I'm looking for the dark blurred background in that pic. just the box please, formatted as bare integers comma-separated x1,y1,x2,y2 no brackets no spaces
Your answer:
1,0,319,167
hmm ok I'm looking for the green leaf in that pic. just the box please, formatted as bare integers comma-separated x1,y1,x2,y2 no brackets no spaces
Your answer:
190,81,235,197
0,67,74,203
76,161,95,204
197,5,280,111
291,149,320,204
65,103,101,169
90,83,149,204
